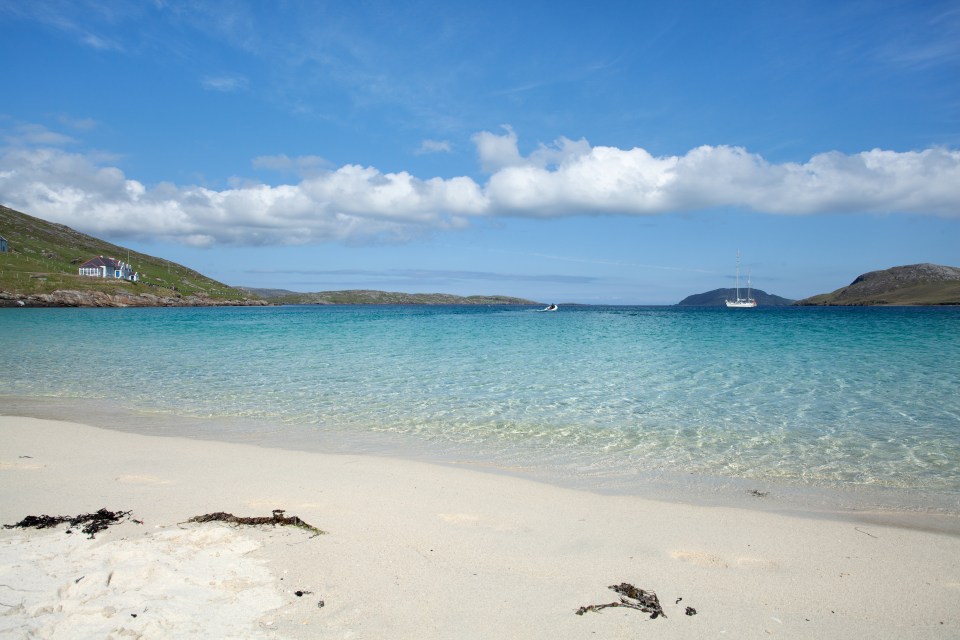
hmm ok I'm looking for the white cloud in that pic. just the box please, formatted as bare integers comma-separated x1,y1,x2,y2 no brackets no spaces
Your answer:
1,125,958,248
472,125,525,173
485,141,678,215
415,139,452,155
480,130,960,217
0,144,486,246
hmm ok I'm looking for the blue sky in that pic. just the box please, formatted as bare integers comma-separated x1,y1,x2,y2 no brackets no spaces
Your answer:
1,0,958,304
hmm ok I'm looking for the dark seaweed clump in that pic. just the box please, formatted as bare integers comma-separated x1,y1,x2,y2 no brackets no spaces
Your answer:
4,508,132,538
576,583,667,619
186,509,325,537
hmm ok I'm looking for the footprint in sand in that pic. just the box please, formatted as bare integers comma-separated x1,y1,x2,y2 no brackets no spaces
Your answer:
671,550,730,568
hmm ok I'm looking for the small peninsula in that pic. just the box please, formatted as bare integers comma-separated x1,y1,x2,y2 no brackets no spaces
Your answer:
239,288,540,306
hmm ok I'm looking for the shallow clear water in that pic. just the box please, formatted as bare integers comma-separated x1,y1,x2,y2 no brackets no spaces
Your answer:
2,305,959,513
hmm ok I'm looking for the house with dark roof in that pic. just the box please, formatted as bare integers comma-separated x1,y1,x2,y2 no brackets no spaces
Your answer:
78,256,140,282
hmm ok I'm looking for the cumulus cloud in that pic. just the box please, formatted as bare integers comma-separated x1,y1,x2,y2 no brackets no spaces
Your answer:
481,133,960,217
1,124,958,247
0,144,486,246
472,125,526,173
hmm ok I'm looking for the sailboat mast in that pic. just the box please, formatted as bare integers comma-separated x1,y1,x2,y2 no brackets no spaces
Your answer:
735,250,741,300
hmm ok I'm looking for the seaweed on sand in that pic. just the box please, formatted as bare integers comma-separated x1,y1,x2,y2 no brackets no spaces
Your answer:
576,583,667,619
185,509,325,537
3,508,132,538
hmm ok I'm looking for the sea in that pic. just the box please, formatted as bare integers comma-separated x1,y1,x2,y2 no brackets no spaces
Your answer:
2,304,959,524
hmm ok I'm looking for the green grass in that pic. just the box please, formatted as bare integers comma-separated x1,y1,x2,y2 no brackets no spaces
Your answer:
0,204,254,301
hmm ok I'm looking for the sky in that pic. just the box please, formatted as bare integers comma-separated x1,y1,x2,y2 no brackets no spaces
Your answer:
1,0,959,304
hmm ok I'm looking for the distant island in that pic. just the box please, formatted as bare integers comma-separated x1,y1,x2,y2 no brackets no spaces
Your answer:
676,289,795,306
795,263,960,306
239,288,540,306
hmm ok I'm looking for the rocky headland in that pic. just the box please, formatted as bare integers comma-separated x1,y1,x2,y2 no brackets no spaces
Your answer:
796,263,960,306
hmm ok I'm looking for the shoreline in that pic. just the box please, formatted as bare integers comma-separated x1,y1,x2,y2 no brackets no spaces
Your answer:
2,415,960,638
3,394,960,533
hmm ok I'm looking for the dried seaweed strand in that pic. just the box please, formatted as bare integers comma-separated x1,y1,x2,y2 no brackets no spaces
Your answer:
186,509,325,536
576,582,667,619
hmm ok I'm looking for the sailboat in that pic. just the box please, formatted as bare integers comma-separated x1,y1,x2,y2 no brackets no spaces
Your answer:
725,251,758,308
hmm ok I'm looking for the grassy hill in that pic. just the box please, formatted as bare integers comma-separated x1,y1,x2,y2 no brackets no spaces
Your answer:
241,288,540,306
0,204,256,302
796,263,960,306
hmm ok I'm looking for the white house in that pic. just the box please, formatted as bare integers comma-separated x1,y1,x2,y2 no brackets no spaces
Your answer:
78,255,140,282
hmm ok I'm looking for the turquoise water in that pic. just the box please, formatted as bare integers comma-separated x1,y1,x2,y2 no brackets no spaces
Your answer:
2,305,959,513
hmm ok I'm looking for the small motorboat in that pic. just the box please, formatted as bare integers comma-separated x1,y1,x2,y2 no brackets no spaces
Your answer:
542,304,558,312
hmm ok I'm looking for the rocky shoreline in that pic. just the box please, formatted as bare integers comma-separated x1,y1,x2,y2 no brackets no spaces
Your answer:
0,289,270,308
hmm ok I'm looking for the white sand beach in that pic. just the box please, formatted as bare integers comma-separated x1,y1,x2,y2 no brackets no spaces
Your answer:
2,415,959,639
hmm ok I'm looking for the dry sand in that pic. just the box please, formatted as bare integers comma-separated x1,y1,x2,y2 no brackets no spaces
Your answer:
1,415,959,639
